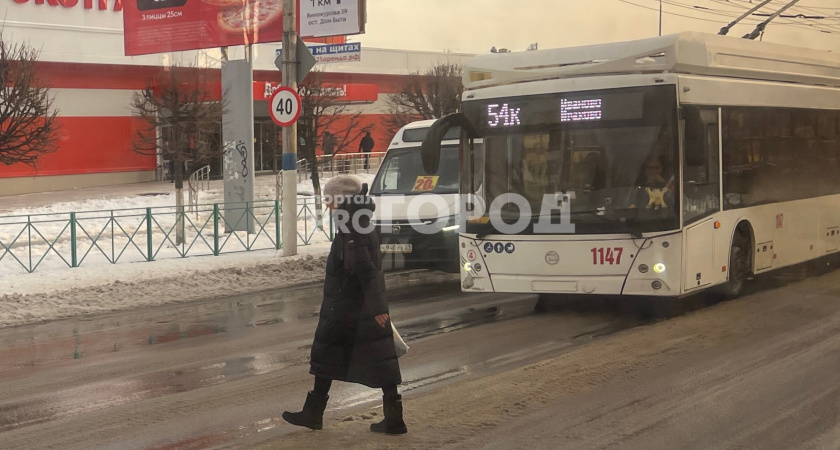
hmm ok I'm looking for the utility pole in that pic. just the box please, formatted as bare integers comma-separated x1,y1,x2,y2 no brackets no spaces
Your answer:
281,0,298,256
659,0,662,36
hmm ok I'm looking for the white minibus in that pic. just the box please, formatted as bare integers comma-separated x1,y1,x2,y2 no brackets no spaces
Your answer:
371,120,474,272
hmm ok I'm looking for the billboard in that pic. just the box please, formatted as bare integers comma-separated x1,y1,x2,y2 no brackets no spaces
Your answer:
123,0,365,56
299,0,364,38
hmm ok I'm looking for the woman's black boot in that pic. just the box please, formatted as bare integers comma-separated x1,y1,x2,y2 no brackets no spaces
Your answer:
370,394,407,434
282,391,329,430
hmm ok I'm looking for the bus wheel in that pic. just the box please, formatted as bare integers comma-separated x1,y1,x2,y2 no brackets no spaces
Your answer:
535,294,562,313
635,296,679,320
720,228,751,298
806,256,833,277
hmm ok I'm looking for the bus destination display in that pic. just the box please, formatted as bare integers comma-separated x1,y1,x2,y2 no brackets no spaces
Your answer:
560,98,602,122
467,88,652,133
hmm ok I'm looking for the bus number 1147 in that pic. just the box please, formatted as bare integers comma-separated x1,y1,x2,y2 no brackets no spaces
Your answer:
591,247,623,265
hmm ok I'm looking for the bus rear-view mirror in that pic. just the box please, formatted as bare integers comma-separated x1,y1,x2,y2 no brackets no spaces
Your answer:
421,113,475,174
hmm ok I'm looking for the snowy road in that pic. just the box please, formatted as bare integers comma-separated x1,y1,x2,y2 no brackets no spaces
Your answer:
0,279,636,449
258,266,840,449
2,267,840,449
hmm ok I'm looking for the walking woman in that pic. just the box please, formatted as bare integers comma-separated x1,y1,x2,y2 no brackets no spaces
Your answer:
282,175,407,435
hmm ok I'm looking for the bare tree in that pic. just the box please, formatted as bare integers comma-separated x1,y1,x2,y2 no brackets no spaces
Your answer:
297,70,373,227
131,64,224,244
0,36,60,168
385,62,463,136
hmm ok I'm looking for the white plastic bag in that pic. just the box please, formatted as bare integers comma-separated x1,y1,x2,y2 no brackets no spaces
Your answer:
392,322,409,357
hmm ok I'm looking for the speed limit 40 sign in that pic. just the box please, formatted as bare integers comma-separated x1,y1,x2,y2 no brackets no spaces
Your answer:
269,86,301,127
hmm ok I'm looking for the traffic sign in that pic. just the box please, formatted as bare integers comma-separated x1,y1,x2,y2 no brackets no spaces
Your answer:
269,86,301,127
274,34,317,82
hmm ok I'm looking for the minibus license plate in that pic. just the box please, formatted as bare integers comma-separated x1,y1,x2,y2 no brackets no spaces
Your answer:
381,244,412,253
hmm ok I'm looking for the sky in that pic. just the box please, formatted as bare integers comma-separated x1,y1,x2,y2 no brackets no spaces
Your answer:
357,0,840,53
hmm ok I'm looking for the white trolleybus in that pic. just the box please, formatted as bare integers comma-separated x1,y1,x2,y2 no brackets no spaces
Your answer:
420,32,840,300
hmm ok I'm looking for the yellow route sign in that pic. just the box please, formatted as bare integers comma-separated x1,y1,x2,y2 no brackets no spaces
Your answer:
412,176,439,192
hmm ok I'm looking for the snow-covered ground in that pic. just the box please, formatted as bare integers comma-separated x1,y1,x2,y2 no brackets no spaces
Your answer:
0,173,375,328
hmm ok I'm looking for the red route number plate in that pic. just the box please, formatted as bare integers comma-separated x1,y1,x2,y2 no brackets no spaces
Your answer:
591,247,623,265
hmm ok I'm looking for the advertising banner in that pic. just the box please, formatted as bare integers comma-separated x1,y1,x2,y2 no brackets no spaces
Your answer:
123,0,365,56
255,81,378,103
276,42,361,64
123,0,284,56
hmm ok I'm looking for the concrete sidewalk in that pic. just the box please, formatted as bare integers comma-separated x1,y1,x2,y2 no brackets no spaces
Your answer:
0,173,293,214
0,170,377,215
0,180,175,213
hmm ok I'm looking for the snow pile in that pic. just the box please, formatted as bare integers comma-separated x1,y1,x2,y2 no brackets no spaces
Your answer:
0,250,331,328
0,173,378,328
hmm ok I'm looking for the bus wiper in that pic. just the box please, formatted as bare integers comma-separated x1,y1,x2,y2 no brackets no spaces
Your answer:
470,221,495,240
567,209,644,239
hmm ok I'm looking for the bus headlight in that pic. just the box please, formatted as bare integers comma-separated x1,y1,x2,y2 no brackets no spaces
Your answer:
653,263,666,274
463,262,473,272
441,215,460,232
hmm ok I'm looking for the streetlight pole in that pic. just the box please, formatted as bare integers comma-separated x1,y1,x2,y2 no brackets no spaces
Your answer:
659,0,662,36
281,0,298,256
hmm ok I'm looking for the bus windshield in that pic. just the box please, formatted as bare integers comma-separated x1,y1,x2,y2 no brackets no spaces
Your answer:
371,144,461,195
461,85,680,235
401,126,461,144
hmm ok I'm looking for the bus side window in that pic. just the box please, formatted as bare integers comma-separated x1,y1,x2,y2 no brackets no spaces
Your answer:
461,139,485,196
683,106,720,224
381,155,401,191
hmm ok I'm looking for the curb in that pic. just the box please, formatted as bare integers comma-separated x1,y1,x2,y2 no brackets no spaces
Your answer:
383,269,459,291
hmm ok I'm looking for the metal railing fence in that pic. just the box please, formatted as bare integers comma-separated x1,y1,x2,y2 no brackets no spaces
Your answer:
187,165,212,215
294,152,386,183
0,198,332,274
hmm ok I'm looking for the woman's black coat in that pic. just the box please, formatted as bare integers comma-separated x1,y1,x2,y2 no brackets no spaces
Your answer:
309,215,401,388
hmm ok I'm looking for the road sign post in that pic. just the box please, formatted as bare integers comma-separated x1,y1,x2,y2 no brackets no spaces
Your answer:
281,0,298,256
277,0,355,256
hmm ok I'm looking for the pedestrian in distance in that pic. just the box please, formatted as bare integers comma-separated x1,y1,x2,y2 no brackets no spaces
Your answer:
167,159,175,182
359,131,375,170
282,175,407,435
162,139,174,182
322,131,336,156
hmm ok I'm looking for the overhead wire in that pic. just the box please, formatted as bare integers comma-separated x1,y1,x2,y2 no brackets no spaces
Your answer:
742,0,804,39
701,0,840,31
641,0,789,26
705,0,840,27
669,0,839,26
616,0,839,35
717,0,774,34
616,0,745,24
721,0,839,11
728,0,840,32
783,4,840,33
752,1,840,32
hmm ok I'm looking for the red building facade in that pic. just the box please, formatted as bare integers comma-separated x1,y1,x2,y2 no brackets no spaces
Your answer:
0,0,473,194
